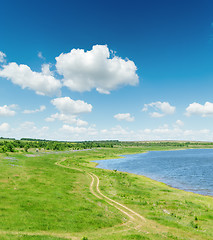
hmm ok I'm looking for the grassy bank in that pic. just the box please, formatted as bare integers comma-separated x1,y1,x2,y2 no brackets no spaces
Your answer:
0,145,212,239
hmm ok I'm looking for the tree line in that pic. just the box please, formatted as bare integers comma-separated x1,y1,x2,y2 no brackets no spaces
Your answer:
0,138,213,153
0,139,119,153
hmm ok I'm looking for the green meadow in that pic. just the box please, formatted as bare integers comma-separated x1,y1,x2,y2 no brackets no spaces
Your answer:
0,144,212,239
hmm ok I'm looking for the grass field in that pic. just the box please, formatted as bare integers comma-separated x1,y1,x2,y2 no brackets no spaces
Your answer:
0,145,212,239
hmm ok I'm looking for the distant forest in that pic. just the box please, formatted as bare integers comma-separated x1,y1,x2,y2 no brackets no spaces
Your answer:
0,137,213,153
0,138,118,153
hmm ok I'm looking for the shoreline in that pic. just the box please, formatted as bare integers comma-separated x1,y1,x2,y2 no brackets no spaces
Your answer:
92,148,213,198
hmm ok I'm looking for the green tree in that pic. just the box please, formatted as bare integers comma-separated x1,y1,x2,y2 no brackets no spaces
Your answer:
24,144,30,152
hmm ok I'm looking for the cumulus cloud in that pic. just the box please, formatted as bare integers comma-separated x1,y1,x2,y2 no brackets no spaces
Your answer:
61,125,87,134
175,120,184,127
138,124,211,141
110,125,131,135
51,97,92,115
185,102,213,117
45,113,88,126
0,123,10,132
0,51,6,63
59,125,133,141
41,64,53,76
11,121,49,139
60,125,97,136
114,113,135,122
0,46,138,95
183,129,210,136
100,125,134,138
0,121,50,139
42,119,212,141
47,97,92,126
55,45,139,94
152,124,173,134
100,129,108,134
150,112,164,118
0,62,61,96
23,105,46,114
143,101,175,117
0,104,16,117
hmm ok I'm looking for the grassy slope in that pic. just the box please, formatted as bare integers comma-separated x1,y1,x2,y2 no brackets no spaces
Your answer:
0,146,212,239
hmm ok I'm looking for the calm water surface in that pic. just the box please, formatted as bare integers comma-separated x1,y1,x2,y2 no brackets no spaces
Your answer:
93,149,213,196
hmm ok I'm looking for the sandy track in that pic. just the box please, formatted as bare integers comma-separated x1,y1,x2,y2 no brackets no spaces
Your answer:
88,172,146,223
88,173,135,220
57,157,146,223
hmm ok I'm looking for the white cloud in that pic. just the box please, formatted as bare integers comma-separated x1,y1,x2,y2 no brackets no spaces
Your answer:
51,97,92,115
60,125,98,136
100,129,108,134
138,124,211,141
149,112,164,118
183,129,210,136
101,125,132,137
58,124,134,141
143,101,176,117
11,121,49,139
0,123,10,132
96,88,110,94
41,64,53,76
45,113,88,126
0,121,49,139
19,121,37,130
152,125,174,134
110,125,130,135
175,120,184,127
61,125,87,134
0,51,6,63
38,51,45,60
55,45,139,94
0,105,16,117
23,105,46,114
0,46,138,95
0,62,61,96
75,119,88,126
114,113,135,122
185,102,213,117
45,117,55,122
143,128,151,134
47,97,91,127
3,119,212,141
52,122,212,142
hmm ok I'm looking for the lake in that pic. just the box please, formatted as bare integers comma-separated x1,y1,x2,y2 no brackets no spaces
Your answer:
93,149,213,196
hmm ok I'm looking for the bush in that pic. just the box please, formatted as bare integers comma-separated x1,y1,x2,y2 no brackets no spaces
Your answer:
191,221,199,229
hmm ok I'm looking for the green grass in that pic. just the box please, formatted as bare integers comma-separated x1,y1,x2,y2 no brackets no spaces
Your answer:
0,235,67,240
0,152,123,234
0,145,212,239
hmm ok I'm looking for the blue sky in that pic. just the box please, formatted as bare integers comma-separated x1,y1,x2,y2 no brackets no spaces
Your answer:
0,0,213,141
